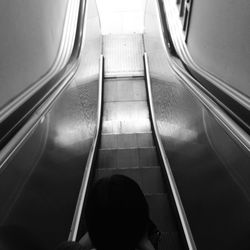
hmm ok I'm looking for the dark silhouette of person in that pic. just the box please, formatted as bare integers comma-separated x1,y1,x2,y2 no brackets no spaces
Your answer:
57,175,160,250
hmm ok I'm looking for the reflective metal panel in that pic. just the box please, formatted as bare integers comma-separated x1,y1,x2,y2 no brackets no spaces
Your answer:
0,0,102,248
144,0,250,249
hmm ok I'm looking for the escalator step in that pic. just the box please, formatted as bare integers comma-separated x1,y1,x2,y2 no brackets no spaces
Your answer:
97,147,158,169
103,101,149,122
104,79,146,102
103,34,144,77
146,194,178,233
117,134,137,148
138,147,159,167
102,118,151,134
94,166,164,194
141,167,166,193
117,148,139,168
100,133,154,149
137,133,154,147
159,232,183,250
94,168,142,187
97,149,117,169
100,134,118,149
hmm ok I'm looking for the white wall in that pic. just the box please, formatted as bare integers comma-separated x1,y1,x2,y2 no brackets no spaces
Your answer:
187,0,250,97
0,0,68,109
96,0,146,34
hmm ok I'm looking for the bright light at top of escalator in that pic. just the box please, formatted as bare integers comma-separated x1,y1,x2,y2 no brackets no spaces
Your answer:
96,0,146,34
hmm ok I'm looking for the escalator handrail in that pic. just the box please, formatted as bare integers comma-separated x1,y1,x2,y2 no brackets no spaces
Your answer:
171,58,250,152
155,0,250,152
143,52,197,250
68,55,104,242
159,0,250,110
0,0,88,170
0,67,77,171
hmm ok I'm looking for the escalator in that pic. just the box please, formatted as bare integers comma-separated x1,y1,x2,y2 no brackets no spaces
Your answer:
69,34,192,249
0,0,250,249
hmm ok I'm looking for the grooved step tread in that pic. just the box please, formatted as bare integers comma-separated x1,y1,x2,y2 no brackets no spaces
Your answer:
103,34,144,77
102,119,151,134
94,166,165,194
97,147,159,169
104,79,146,102
159,232,183,250
100,133,154,149
146,193,178,232
103,101,149,122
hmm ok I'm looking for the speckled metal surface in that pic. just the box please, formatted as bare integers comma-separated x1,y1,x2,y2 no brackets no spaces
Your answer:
103,34,144,77
144,0,250,249
0,80,98,249
0,0,102,248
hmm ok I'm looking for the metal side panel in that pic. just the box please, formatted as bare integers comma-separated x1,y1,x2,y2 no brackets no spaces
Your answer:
144,0,250,248
0,0,102,247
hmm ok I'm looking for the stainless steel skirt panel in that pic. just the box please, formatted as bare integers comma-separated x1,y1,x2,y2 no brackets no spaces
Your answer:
0,0,102,247
0,78,98,249
144,0,250,248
